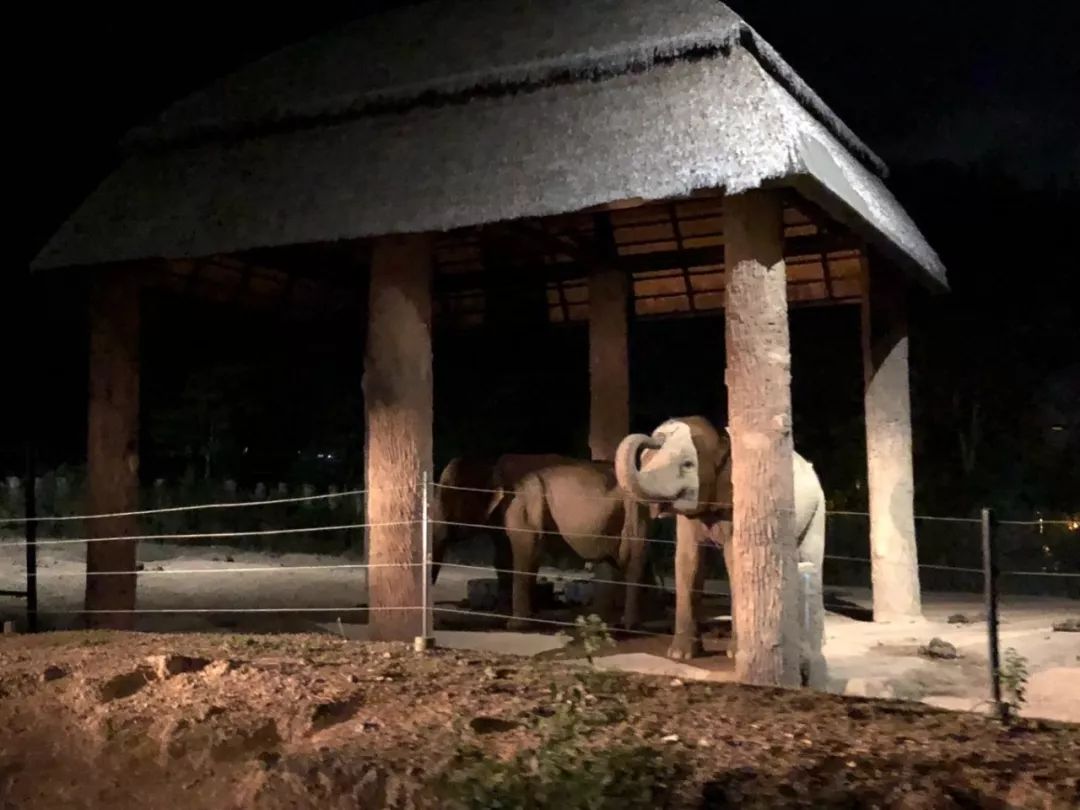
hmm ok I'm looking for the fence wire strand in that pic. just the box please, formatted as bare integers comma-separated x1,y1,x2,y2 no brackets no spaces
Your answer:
27,604,684,642
2,474,1073,528
0,484,413,526
438,561,728,598
432,606,676,640
37,606,413,616
825,554,1079,578
1,521,413,548
33,562,423,578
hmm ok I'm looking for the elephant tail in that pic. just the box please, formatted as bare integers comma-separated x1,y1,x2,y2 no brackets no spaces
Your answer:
523,473,551,531
483,487,509,521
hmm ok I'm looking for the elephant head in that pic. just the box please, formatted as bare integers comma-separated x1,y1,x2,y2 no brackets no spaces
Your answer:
615,416,732,516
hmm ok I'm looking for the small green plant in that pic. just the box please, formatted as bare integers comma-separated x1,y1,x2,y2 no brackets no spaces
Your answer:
437,706,676,809
1000,647,1030,720
574,614,615,665
437,666,678,808
437,740,676,810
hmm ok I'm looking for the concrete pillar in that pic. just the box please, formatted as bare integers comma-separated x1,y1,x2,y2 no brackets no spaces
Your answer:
724,189,801,687
861,255,921,620
85,267,141,629
364,234,434,641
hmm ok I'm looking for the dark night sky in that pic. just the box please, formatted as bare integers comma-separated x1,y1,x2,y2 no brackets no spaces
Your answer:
11,1,1080,510
21,1,1078,265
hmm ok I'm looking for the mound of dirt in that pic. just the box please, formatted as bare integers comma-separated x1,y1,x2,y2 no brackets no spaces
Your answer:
1,631,1077,809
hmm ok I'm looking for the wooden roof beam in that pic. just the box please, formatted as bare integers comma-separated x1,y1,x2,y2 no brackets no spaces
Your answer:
434,231,860,293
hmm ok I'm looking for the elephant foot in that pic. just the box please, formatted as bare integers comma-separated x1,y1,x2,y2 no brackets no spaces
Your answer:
506,617,530,633
801,653,828,689
619,615,642,634
667,634,703,661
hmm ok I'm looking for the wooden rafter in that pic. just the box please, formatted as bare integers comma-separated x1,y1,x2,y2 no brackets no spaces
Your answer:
667,201,697,313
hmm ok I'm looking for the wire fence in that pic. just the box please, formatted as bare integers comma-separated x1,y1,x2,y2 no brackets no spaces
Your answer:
2,475,1074,726
2,476,1076,626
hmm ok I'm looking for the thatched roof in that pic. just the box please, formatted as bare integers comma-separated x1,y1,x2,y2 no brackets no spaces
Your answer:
32,0,946,288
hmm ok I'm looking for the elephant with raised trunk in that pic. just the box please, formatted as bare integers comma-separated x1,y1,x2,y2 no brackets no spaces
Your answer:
615,416,827,686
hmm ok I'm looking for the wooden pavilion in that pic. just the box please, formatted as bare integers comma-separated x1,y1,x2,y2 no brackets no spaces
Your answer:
33,0,946,686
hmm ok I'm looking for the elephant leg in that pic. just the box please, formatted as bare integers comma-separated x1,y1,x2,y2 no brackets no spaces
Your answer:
722,536,737,659
506,528,538,632
492,531,514,610
668,515,703,660
621,541,647,630
798,561,828,688
797,500,828,687
591,561,622,626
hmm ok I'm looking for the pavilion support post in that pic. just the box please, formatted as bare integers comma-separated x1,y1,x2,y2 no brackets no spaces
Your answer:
724,189,801,687
588,215,630,462
364,233,434,641
861,255,921,620
587,216,630,618
85,268,141,630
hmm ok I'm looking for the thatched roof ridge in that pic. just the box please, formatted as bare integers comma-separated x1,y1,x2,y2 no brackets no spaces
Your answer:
124,0,886,177
32,1,946,287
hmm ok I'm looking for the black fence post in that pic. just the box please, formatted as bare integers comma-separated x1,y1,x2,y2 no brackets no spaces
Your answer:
981,507,1004,721
24,441,38,633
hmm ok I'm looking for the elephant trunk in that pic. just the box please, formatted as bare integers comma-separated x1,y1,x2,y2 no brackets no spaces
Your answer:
615,433,661,501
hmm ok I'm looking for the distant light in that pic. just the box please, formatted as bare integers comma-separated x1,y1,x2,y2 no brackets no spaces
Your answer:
1050,424,1066,432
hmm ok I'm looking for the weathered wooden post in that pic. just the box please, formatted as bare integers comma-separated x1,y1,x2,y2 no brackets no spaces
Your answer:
588,214,631,617
724,189,801,687
588,214,630,463
85,267,141,629
364,234,434,642
861,255,921,620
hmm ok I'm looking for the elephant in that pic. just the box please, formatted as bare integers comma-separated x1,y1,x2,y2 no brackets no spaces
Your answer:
430,454,566,607
615,416,827,687
492,458,652,631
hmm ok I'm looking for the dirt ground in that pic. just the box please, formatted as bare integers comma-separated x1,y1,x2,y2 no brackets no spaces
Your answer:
1,631,1078,809
3,541,1079,726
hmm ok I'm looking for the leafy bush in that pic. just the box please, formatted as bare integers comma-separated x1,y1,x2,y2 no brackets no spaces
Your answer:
1000,647,1030,720
573,614,615,664
438,740,677,810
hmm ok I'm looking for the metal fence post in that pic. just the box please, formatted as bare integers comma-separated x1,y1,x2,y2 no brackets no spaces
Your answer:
25,441,38,633
415,472,434,651
981,507,1005,721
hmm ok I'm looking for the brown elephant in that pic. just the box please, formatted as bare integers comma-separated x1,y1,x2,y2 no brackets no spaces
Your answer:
615,416,827,687
430,454,565,607
492,459,652,631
